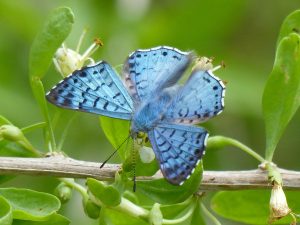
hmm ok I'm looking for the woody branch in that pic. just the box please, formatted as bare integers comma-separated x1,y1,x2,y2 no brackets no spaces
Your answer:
0,155,299,190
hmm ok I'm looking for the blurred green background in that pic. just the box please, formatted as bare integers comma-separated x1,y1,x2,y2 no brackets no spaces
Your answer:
0,0,300,224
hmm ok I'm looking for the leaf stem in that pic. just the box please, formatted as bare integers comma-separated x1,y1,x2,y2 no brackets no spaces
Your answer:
17,138,42,157
57,114,77,151
207,136,265,163
59,178,88,202
114,198,149,218
201,203,221,225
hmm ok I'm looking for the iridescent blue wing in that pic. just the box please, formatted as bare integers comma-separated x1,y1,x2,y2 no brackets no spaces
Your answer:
164,69,225,124
148,123,208,185
46,61,134,120
123,46,193,103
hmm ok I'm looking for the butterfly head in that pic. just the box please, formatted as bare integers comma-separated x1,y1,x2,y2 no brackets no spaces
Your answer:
130,123,140,138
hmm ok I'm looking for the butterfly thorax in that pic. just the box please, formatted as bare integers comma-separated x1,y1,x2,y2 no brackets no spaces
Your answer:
130,90,174,134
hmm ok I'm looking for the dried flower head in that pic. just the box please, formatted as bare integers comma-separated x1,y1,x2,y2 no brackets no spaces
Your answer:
269,183,291,223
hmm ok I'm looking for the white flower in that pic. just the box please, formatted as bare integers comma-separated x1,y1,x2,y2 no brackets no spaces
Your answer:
192,56,214,71
269,183,291,223
53,45,83,77
53,29,103,77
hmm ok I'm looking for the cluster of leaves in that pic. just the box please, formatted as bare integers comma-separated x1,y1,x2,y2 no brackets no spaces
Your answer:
1,6,300,225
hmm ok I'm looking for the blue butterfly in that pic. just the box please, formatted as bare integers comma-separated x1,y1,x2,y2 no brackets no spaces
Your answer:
46,46,225,185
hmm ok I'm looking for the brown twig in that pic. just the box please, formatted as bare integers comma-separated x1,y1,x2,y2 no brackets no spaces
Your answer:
0,156,299,190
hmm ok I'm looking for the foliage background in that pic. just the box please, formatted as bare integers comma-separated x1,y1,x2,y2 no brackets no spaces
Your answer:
0,0,300,224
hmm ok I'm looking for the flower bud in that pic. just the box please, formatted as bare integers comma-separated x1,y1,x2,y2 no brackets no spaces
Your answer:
269,183,291,223
83,199,101,219
139,146,155,163
54,182,73,204
53,35,102,77
0,125,24,142
53,46,83,77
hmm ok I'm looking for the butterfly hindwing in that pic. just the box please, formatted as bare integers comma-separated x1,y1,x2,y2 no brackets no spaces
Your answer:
123,46,193,103
148,123,208,185
46,61,134,120
164,69,225,124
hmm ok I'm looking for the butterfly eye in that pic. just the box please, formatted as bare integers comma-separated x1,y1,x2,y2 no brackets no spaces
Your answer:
137,132,145,139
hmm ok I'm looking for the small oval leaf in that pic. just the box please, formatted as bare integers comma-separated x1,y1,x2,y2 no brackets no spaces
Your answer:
29,7,74,79
87,178,121,207
0,188,60,221
262,33,300,161
12,214,70,225
0,195,13,225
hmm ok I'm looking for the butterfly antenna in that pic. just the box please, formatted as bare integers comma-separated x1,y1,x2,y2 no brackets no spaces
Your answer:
100,135,131,168
132,139,137,192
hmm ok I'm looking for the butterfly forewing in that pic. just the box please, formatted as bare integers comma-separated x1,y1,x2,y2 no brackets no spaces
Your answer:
46,61,133,120
123,46,193,103
164,69,225,124
148,123,208,185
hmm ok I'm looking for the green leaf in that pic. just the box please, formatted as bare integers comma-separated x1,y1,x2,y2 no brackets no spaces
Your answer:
0,140,35,157
29,7,74,79
277,10,300,46
0,188,60,221
83,199,101,219
99,207,148,225
0,195,13,225
190,201,206,225
0,176,14,185
122,147,159,177
12,214,70,225
99,117,131,160
29,78,56,151
160,198,205,225
211,190,300,224
122,191,139,205
262,33,300,161
136,161,203,204
87,178,121,207
160,199,191,219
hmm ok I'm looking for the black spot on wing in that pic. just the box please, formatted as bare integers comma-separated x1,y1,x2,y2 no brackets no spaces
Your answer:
103,101,109,110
